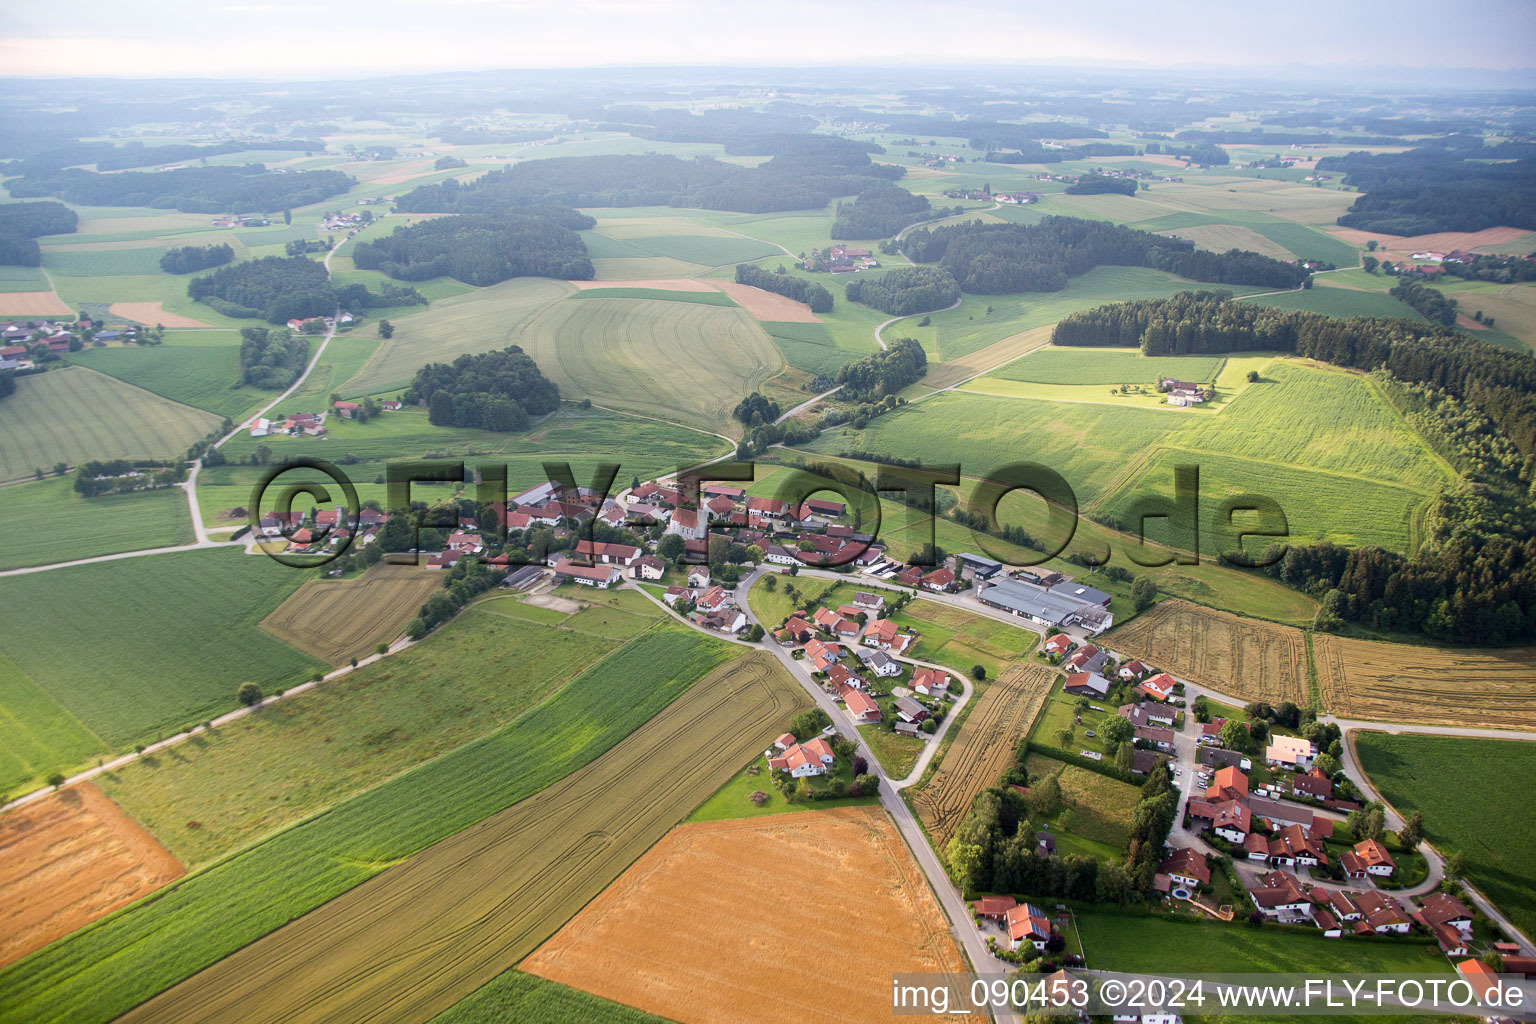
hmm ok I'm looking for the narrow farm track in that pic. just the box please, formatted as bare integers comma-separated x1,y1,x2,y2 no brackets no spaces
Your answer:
873,296,961,351
114,653,808,1024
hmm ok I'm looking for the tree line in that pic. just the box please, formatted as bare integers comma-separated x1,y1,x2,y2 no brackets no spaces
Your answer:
160,243,233,274
898,217,1309,295
352,208,595,286
190,255,424,323
0,200,77,266
1389,280,1458,326
734,264,834,313
7,166,355,214
1054,290,1536,643
844,265,960,316
403,345,561,433
0,138,324,176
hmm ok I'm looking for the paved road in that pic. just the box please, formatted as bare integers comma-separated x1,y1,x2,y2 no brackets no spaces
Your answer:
874,296,962,351
773,384,843,425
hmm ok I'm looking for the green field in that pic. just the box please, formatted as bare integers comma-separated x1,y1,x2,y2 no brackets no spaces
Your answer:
340,276,574,396
763,320,869,375
428,971,671,1024
1023,753,1140,852
993,348,1225,385
0,474,192,572
64,334,264,420
0,366,221,481
686,749,880,822
569,286,735,305
0,648,108,798
0,548,319,757
610,233,781,266
98,593,651,866
1355,732,1536,943
0,265,50,291
42,247,170,277
0,623,736,1024
1241,285,1425,320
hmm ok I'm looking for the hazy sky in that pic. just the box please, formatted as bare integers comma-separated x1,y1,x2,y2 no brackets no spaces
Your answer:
1,0,1533,79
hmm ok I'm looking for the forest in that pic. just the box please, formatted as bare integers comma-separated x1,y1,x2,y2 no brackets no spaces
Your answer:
0,138,324,175
160,243,234,274
843,265,960,316
391,147,904,215
189,255,336,322
403,346,561,432
979,142,1139,164
734,264,834,313
0,200,77,266
898,217,1309,294
1318,148,1536,234
1065,174,1138,196
5,165,355,213
830,185,950,239
352,208,595,286
1053,291,1536,643
238,327,309,390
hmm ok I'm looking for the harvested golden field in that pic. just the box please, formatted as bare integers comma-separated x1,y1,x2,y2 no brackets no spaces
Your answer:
1166,223,1292,258
523,806,984,1024
107,302,213,328
713,281,821,322
259,561,444,664
0,291,72,316
1329,225,1531,258
920,324,1054,390
0,783,183,968
912,662,1053,851
1105,599,1309,706
1315,635,1536,730
115,652,809,1024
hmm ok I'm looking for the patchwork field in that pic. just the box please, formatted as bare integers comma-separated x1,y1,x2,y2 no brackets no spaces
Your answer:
0,625,746,1024
1316,636,1536,730
912,662,1053,852
1104,599,1311,707
259,562,444,665
514,295,785,437
0,784,183,969
1166,222,1292,258
0,474,192,572
523,806,983,1024
1354,732,1536,943
714,280,822,321
340,276,574,395
109,651,808,1024
0,366,221,481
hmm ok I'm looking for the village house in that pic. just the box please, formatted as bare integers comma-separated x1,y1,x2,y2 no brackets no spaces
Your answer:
768,737,835,778
1266,734,1318,771
572,540,640,566
1136,726,1176,752
1005,902,1054,951
893,696,929,724
1138,672,1177,702
1353,839,1396,877
1120,703,1176,729
1062,643,1107,674
1042,633,1073,657
1291,768,1333,801
1063,672,1112,700
859,648,902,677
841,685,882,723
920,568,956,592
662,585,695,607
1160,847,1210,890
1118,659,1149,682
1354,890,1412,934
1248,870,1313,918
853,590,886,613
911,667,949,696
629,554,666,580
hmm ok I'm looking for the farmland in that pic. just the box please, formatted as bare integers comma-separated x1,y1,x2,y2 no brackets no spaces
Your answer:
512,295,787,437
429,972,670,1024
1240,283,1425,320
522,807,984,1024
65,333,265,420
107,651,807,1024
992,347,1225,385
1354,732,1536,942
0,548,319,759
1316,636,1536,730
0,649,107,796
911,662,1053,852
1104,599,1311,707
259,562,445,665
0,367,221,482
0,625,749,1024
0,784,183,969
99,595,649,867
0,474,192,571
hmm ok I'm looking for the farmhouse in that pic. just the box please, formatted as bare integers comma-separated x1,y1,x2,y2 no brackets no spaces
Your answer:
920,568,956,592
552,559,621,588
572,540,641,566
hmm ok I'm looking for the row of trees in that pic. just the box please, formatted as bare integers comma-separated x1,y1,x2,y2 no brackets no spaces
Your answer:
238,327,310,390
73,459,185,496
404,345,560,433
733,263,833,313
1388,279,1458,326
1,138,323,175
898,217,1309,295
352,207,596,286
8,166,355,214
160,243,233,274
844,265,960,316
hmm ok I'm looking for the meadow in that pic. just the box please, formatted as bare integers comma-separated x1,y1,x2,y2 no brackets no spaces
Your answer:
0,650,107,798
0,367,221,481
1354,732,1536,944
0,474,193,571
0,266,51,292
0,548,319,753
992,347,1225,385
1023,752,1141,854
100,592,647,866
65,333,264,420
1240,284,1425,320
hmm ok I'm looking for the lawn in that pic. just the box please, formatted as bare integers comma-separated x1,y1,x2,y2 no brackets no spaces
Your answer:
859,715,929,779
890,599,1039,682
65,334,265,420
0,547,320,754
0,624,740,1024
98,598,630,866
1030,682,1121,760
0,366,221,482
1354,732,1536,943
686,751,880,822
0,474,193,571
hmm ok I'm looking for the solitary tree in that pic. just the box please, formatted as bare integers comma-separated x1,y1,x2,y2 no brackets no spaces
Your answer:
1444,850,1467,883
47,772,66,789
1131,576,1157,612
1399,810,1424,848
378,319,394,339
970,664,987,681
236,681,263,707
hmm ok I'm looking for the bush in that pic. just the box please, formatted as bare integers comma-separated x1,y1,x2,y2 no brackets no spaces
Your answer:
236,681,263,706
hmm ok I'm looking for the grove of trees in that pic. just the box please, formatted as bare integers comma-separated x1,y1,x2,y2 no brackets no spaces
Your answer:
403,345,560,432
160,243,234,274
352,207,596,285
734,263,833,313
238,327,310,390
844,265,960,316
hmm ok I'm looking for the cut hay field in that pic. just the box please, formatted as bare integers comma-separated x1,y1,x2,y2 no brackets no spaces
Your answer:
0,783,183,969
1129,211,1360,267
65,335,262,420
340,276,573,396
0,366,221,481
0,291,73,316
0,625,750,1024
1316,636,1536,731
99,594,638,867
0,474,192,571
764,319,873,376
106,650,807,1024
1354,732,1536,943
992,347,1224,385
514,295,785,438
1167,223,1292,258
524,807,983,1024
0,548,319,758
259,561,445,665
1105,599,1311,707
912,662,1053,852
41,246,169,277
